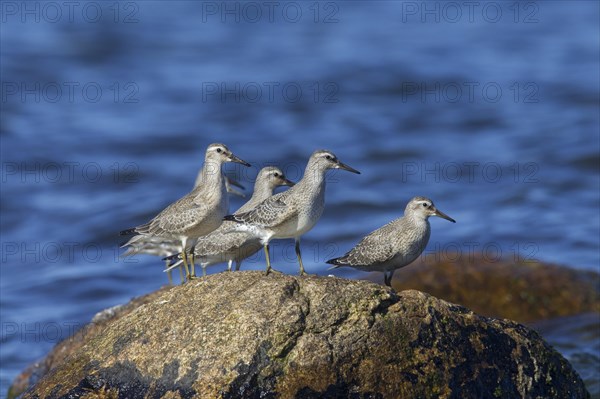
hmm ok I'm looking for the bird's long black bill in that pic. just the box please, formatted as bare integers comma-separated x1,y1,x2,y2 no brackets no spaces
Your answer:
229,153,251,167
283,178,296,187
434,209,456,223
337,161,361,174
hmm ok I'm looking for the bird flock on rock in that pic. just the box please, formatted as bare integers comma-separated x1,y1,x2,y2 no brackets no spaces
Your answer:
120,143,455,287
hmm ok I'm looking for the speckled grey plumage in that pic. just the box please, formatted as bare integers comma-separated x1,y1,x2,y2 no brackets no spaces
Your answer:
120,143,250,267
166,166,294,274
122,168,245,260
327,196,455,286
225,150,360,274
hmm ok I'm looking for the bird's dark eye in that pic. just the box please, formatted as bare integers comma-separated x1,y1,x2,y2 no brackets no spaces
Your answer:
325,155,332,160
274,173,280,177
216,148,222,153
422,203,428,207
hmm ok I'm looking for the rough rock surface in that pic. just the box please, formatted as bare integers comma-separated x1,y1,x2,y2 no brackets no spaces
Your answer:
19,272,589,398
8,286,171,399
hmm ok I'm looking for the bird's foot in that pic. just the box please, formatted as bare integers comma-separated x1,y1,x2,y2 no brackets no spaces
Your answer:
265,267,281,275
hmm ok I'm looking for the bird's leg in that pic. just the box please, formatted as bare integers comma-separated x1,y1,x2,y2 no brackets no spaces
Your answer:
165,260,173,285
264,244,272,275
295,239,306,276
190,251,196,278
227,259,233,272
383,270,395,287
202,264,207,279
178,264,185,285
387,270,396,287
181,238,191,281
235,260,242,271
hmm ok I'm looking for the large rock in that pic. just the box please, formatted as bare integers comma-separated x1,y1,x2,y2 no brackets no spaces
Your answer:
19,272,589,398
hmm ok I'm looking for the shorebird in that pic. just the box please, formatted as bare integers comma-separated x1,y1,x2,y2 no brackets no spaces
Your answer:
326,196,455,286
121,170,246,284
120,143,250,280
165,166,295,276
225,150,360,275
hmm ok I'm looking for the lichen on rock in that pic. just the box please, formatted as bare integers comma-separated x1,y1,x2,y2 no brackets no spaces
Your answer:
16,271,590,398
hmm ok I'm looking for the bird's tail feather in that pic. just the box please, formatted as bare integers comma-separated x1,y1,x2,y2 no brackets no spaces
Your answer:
119,228,137,236
163,253,181,262
121,247,138,257
325,257,344,270
119,234,145,248
163,258,183,273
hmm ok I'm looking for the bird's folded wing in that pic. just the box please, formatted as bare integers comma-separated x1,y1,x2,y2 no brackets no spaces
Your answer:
143,205,205,236
341,229,397,266
194,230,250,256
230,192,295,228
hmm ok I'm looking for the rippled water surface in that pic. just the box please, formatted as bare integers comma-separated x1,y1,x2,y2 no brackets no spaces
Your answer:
1,1,599,396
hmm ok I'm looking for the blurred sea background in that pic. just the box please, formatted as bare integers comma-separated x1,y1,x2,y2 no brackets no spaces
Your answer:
1,1,599,396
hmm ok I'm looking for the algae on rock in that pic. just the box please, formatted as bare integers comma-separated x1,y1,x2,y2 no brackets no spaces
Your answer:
15,271,589,399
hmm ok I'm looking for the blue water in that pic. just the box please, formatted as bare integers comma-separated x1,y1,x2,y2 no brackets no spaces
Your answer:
1,1,599,396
